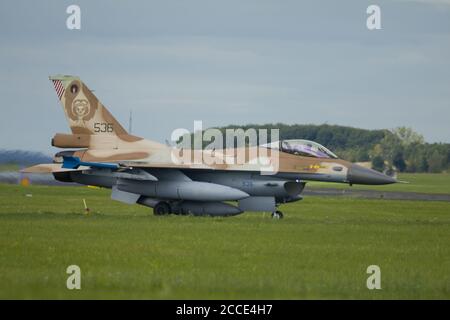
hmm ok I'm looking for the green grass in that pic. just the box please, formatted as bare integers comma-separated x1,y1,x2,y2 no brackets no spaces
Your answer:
307,173,450,195
0,183,449,299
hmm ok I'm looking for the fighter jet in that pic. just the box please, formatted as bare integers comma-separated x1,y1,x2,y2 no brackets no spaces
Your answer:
23,75,397,219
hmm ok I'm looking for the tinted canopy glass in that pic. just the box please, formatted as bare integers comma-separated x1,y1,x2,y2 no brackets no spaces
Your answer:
280,139,338,159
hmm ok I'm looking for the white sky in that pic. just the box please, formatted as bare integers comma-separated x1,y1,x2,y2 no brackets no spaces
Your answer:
0,0,449,153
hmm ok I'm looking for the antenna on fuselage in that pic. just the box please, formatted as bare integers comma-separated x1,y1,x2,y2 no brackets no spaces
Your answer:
128,109,133,134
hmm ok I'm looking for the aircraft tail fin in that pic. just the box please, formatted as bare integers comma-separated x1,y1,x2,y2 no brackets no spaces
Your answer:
49,75,128,136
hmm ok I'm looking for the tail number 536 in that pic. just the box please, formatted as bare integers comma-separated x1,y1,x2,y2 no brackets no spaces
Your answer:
94,123,113,133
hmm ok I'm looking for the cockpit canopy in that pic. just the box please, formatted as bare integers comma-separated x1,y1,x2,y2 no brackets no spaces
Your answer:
281,139,338,158
263,139,338,159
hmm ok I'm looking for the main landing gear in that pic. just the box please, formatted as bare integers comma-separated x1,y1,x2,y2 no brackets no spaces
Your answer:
153,201,171,215
271,210,284,219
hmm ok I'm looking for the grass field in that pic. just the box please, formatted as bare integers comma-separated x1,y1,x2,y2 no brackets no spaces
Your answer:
307,173,450,194
0,183,449,299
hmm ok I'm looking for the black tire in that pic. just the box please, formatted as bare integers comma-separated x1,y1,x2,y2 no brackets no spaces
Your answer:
271,210,284,219
153,202,171,216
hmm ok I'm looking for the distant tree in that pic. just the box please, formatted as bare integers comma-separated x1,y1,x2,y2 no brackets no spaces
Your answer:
317,130,332,147
372,155,385,172
418,155,429,172
370,144,383,158
391,127,425,146
356,148,370,162
379,132,403,167
392,151,407,172
427,150,445,173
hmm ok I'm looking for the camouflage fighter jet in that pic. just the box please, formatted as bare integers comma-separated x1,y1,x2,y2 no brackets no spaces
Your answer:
23,75,397,219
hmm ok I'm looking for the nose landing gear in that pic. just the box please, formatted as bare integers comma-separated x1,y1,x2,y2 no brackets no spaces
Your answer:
271,210,284,219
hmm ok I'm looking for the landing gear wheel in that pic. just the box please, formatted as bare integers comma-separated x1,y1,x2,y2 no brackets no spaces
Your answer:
153,202,171,216
271,210,284,219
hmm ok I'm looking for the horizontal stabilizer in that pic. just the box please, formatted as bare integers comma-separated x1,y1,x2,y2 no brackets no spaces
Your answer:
21,163,89,173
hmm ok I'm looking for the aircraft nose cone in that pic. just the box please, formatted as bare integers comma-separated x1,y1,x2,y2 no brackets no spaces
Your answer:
348,164,397,185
